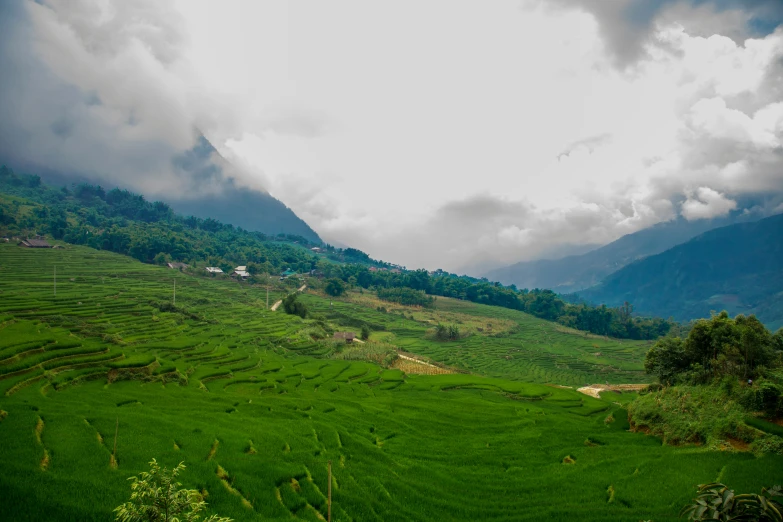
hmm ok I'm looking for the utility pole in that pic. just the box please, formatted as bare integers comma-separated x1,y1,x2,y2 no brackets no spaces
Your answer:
328,460,332,522
113,417,119,461
173,279,176,306
53,265,56,297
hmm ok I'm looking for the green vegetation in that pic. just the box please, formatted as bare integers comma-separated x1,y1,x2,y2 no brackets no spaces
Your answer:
115,459,232,522
376,287,434,307
644,312,782,386
282,293,308,319
579,213,783,330
301,291,655,386
630,311,783,452
1,166,677,341
0,243,780,520
680,483,783,521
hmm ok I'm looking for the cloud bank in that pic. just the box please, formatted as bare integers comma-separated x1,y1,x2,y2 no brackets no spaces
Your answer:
1,0,783,273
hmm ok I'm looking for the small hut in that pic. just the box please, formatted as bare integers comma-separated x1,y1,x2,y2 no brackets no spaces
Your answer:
333,332,356,344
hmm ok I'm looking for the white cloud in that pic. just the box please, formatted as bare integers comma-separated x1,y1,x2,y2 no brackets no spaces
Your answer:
1,1,783,272
681,187,738,220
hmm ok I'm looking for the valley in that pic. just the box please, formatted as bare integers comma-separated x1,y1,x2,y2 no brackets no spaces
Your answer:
0,243,780,521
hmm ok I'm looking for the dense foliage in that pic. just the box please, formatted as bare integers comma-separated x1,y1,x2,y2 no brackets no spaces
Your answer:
376,287,435,307
632,311,783,452
645,311,783,386
282,293,308,319
1,165,677,341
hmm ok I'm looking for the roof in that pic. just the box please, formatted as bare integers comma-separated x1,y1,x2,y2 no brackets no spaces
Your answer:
281,270,296,276
233,270,250,278
205,267,224,273
167,262,189,269
234,266,247,271
333,332,356,340
18,239,52,248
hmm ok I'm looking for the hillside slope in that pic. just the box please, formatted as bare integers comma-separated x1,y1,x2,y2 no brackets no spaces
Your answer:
485,214,758,293
579,213,783,330
0,243,780,521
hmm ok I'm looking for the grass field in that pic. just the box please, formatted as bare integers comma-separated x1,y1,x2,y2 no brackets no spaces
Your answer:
300,290,652,386
0,243,780,521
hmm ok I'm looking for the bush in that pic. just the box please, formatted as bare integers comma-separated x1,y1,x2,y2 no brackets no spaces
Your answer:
282,293,307,319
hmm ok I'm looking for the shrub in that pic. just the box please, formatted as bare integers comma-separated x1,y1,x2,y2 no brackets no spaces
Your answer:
114,459,232,522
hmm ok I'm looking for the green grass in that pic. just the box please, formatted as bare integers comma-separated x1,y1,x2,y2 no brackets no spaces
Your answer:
300,292,652,386
0,243,780,521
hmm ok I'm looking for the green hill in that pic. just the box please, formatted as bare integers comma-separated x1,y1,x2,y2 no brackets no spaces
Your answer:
0,243,780,521
579,213,783,330
485,213,758,294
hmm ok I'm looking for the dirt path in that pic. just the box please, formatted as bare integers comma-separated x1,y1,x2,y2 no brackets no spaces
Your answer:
392,352,454,375
397,353,438,368
577,383,648,399
271,285,306,311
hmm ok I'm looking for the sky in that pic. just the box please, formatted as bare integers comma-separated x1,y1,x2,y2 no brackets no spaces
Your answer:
1,0,783,272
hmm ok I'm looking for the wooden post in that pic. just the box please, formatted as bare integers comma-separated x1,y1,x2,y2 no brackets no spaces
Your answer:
266,286,269,310
173,279,176,306
53,265,56,297
328,459,332,522
113,417,119,459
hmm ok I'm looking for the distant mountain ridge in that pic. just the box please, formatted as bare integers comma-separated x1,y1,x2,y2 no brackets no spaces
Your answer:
484,213,760,293
577,213,783,330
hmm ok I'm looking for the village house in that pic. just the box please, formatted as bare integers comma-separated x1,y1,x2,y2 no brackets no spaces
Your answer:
369,266,378,272
310,247,323,253
205,267,224,274
232,266,250,278
18,238,52,248
333,332,356,343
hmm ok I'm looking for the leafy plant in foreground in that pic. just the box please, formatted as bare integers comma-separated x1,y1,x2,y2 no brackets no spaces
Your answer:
114,459,232,522
680,482,782,521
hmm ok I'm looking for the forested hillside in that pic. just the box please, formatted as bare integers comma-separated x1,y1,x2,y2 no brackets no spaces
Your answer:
485,213,756,293
0,166,676,340
579,214,783,330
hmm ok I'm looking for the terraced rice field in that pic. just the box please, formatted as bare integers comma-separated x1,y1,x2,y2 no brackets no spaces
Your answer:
0,243,780,521
300,293,652,386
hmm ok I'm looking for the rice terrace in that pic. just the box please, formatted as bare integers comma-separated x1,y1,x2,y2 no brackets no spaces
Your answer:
0,242,780,521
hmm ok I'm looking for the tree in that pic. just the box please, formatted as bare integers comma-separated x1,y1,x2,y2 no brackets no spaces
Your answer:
282,293,308,319
360,324,370,341
324,278,345,297
680,482,782,521
644,337,688,385
114,459,232,522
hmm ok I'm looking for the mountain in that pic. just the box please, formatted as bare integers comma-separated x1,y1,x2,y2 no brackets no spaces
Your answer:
165,136,322,243
0,135,322,243
484,213,759,293
578,213,783,330
168,183,321,243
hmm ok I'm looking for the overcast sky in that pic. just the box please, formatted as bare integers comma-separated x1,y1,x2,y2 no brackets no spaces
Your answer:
2,0,783,272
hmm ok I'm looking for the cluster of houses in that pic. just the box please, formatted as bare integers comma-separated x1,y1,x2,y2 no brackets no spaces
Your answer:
200,265,321,281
